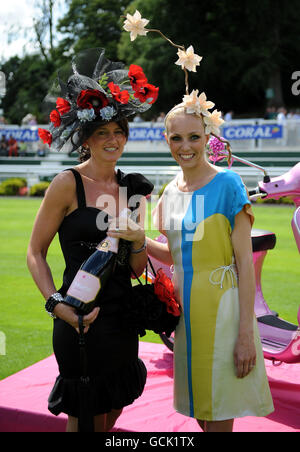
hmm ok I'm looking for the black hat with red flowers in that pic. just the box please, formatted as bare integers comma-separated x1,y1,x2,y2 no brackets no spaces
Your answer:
39,48,159,153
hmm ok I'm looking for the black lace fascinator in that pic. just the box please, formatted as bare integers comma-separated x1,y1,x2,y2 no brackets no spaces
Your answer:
38,48,159,153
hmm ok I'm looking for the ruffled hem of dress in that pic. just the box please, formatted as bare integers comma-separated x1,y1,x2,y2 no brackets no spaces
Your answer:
48,358,147,417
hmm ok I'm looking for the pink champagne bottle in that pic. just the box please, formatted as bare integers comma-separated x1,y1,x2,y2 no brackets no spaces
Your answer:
64,209,130,314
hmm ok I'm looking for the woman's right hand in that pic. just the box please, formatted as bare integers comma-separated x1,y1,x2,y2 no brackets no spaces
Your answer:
53,303,100,334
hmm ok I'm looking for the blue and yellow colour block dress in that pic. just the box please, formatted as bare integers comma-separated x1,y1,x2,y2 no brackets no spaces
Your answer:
154,169,274,421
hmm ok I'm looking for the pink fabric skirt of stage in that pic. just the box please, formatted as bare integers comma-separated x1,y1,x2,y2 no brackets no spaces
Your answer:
0,341,299,432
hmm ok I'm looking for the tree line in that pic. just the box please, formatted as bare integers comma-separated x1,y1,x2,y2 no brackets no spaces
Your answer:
1,0,299,124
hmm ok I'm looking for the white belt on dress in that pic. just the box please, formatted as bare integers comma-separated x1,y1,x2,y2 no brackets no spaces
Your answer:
209,263,238,289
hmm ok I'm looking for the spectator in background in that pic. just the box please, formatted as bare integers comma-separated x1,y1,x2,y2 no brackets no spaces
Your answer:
224,110,234,121
21,113,37,125
294,109,300,119
264,106,277,120
286,110,300,119
156,112,166,122
277,107,287,124
133,114,143,123
8,135,18,157
29,115,37,125
37,140,47,157
0,135,8,156
276,107,288,146
19,141,28,157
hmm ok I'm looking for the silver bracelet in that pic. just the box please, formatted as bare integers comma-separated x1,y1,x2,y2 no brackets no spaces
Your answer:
131,239,147,254
45,292,64,319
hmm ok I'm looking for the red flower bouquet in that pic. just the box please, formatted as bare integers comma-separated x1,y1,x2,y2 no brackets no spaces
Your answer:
134,83,159,104
153,269,181,316
128,64,148,91
56,98,71,115
108,82,130,104
38,128,52,146
123,259,181,338
77,89,109,113
50,110,61,128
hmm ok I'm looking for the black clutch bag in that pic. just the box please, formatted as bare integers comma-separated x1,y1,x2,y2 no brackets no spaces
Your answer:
124,258,181,337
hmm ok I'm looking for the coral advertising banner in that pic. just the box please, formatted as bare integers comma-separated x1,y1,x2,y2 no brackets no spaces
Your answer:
222,124,283,140
0,124,283,142
129,124,283,141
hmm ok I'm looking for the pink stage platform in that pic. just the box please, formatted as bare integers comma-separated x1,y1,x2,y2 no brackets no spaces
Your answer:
0,341,299,432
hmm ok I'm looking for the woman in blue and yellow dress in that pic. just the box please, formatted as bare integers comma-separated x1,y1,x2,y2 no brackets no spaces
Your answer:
147,104,274,432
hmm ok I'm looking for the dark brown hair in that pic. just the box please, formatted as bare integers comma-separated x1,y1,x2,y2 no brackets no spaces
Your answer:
76,118,129,162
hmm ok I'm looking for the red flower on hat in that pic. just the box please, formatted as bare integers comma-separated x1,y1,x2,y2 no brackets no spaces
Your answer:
134,83,159,104
77,89,109,113
49,110,61,128
108,82,130,104
38,128,52,146
153,269,181,316
56,98,71,115
128,64,148,91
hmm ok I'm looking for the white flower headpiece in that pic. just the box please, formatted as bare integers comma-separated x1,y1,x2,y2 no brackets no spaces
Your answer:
123,10,150,41
122,10,225,137
176,46,203,73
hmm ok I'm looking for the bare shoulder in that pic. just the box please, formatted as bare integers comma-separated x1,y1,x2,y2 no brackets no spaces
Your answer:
29,169,78,249
43,169,76,211
51,169,76,187
48,169,75,193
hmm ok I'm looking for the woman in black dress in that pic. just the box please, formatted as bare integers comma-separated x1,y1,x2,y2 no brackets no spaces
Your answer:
27,49,158,432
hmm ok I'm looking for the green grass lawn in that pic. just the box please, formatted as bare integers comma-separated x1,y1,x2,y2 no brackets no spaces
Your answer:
0,197,299,380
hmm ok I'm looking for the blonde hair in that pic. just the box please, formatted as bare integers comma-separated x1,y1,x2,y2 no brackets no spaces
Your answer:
164,104,232,166
164,104,192,134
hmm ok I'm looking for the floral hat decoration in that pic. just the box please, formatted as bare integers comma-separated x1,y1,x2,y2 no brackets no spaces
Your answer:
122,10,232,165
38,47,159,153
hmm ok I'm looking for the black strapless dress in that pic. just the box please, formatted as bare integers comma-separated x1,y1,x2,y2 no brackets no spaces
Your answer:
48,168,153,418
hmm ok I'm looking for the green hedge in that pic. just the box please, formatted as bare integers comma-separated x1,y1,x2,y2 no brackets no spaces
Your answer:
29,182,50,197
0,178,27,196
254,196,294,205
0,178,50,197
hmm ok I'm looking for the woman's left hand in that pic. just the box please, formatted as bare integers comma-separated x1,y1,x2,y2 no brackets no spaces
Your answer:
107,216,145,245
233,332,257,378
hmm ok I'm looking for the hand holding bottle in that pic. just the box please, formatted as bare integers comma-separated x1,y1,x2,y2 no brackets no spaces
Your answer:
63,208,132,315
107,213,147,277
53,303,100,334
107,216,145,247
